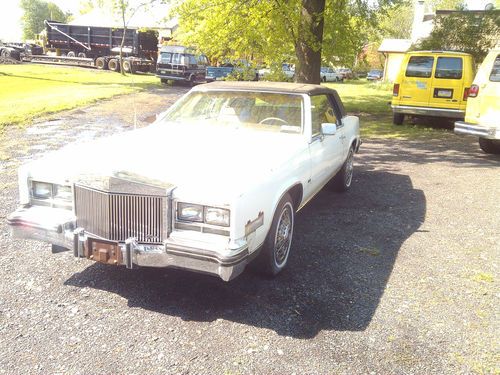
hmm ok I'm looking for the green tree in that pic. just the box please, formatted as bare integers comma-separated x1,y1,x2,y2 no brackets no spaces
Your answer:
418,10,500,63
174,0,399,84
21,0,69,40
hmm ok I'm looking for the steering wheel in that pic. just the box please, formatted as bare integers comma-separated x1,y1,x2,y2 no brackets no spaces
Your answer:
258,117,289,125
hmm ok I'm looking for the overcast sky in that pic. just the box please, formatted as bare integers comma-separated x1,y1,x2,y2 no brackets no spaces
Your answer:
0,0,81,41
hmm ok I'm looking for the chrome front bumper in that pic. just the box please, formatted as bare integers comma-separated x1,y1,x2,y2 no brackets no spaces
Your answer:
7,205,251,281
454,121,499,140
392,105,464,119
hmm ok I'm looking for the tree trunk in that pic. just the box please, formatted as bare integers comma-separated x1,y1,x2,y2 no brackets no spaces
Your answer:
295,0,326,84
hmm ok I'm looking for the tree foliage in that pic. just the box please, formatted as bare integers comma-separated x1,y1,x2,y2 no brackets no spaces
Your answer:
20,0,69,40
418,10,500,63
173,0,399,83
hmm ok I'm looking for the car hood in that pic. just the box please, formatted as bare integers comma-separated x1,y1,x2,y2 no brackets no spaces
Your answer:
25,123,307,204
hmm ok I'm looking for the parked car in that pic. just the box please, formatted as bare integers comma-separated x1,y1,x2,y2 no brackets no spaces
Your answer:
258,63,294,81
156,45,209,85
454,48,500,154
206,60,257,81
338,68,353,79
391,51,474,125
320,67,343,82
366,69,383,81
7,82,361,281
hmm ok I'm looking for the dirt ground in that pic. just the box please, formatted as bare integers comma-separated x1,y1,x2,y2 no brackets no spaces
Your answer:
0,86,498,374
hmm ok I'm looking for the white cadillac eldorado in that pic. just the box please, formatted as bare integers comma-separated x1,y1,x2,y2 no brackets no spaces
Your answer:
8,81,361,281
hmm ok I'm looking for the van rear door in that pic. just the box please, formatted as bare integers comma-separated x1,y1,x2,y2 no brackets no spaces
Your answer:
400,55,435,107
430,56,465,111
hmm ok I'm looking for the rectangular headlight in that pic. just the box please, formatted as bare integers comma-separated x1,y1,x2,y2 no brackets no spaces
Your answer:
32,181,52,199
205,207,230,227
177,203,203,222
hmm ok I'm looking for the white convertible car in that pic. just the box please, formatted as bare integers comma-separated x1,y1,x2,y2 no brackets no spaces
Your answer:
8,82,360,281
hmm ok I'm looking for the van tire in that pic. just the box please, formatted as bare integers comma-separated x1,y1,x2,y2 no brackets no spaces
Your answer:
479,138,500,154
393,112,404,125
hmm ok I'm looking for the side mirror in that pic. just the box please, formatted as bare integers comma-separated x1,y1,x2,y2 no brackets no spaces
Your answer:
321,122,337,135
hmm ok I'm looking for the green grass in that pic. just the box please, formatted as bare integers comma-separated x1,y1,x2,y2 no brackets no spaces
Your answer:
0,64,160,128
324,80,450,139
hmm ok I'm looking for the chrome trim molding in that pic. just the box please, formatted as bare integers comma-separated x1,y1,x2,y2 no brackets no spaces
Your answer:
454,121,499,139
392,105,464,118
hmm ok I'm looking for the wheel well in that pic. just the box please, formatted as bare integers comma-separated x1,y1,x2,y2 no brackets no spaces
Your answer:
287,184,303,211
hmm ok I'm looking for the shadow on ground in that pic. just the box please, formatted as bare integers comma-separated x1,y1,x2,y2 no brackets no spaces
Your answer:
65,168,425,339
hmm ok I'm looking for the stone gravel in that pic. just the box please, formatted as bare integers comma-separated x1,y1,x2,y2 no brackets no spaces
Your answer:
0,85,498,374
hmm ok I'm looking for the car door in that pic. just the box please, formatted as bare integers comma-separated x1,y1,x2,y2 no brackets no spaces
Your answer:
307,94,345,194
429,56,465,110
400,55,434,107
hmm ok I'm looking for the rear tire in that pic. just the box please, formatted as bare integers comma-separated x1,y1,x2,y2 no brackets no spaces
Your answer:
122,60,132,73
254,193,295,277
67,51,76,57
160,78,169,84
95,57,107,70
330,146,355,192
77,52,86,58
108,58,120,72
322,76,327,82
393,112,404,125
479,138,500,154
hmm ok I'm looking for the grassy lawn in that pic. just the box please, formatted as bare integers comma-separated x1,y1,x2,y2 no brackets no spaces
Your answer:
0,64,159,128
325,80,450,139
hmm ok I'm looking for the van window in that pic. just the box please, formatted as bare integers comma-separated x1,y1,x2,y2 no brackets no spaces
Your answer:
172,53,181,64
188,54,197,65
406,56,434,78
160,52,172,63
489,55,500,82
435,57,463,79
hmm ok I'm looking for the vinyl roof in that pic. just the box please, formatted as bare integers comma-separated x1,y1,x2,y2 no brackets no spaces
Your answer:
193,81,337,95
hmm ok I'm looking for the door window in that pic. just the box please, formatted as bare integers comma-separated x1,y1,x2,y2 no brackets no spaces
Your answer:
435,57,463,79
489,55,500,82
406,56,434,78
311,95,337,136
172,53,181,64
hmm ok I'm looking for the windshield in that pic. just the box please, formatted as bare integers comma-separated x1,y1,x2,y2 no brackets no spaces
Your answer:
160,91,304,134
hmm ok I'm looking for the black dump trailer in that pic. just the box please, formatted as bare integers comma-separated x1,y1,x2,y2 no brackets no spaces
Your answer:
23,20,159,73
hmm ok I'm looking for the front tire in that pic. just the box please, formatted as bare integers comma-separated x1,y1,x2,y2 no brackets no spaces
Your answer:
393,112,404,125
479,138,500,154
255,194,295,277
330,146,355,192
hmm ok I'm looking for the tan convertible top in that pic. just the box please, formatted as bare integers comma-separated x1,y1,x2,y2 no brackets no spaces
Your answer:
193,81,337,96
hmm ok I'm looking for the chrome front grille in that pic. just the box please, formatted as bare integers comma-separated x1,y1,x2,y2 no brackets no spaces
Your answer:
75,185,165,244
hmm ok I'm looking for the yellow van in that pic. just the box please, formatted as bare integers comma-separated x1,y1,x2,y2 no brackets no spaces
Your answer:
454,48,500,154
391,51,474,125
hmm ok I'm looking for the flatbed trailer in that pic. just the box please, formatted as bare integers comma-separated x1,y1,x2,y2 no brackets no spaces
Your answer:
20,20,159,73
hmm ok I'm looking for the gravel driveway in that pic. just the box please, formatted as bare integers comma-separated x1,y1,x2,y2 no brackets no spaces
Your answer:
0,86,498,374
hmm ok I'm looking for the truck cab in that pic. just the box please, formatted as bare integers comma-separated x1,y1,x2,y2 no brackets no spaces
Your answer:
156,45,209,85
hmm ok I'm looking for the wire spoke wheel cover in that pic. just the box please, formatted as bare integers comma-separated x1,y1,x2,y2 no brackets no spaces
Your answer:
344,149,354,188
273,202,294,268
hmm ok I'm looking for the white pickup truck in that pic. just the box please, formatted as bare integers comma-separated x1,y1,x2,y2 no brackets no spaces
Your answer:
8,82,361,281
